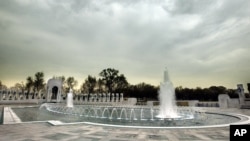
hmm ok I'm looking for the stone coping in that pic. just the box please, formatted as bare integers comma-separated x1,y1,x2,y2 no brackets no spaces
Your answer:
44,112,250,129
3,106,250,129
3,107,21,124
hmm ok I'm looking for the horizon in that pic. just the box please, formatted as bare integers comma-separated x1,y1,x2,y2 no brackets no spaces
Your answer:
0,0,250,90
0,69,247,90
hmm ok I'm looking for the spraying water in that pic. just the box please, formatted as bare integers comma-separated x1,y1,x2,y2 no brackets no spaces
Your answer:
66,89,73,108
156,68,179,118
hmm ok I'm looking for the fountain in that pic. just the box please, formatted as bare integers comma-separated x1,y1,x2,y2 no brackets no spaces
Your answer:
39,68,203,126
66,89,73,108
157,68,179,118
35,69,250,128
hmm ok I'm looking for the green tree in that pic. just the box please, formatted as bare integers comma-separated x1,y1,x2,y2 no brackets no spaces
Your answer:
175,86,183,100
66,77,78,92
25,76,34,93
137,83,158,99
112,74,128,92
99,68,128,93
0,80,7,89
33,72,45,92
227,89,238,98
208,86,226,101
96,78,106,93
175,85,228,101
14,82,25,93
81,75,97,93
58,76,66,86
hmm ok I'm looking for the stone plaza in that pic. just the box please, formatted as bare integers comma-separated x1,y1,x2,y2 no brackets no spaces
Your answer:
0,106,250,141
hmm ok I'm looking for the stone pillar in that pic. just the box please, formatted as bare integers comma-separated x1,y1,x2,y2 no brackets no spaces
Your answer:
82,94,85,102
33,92,37,99
218,94,230,108
15,91,18,100
112,93,115,102
29,93,32,100
17,91,20,100
75,94,78,104
82,94,85,103
16,91,20,100
37,90,41,99
18,92,21,100
3,94,5,100
93,94,97,102
120,93,124,102
13,91,17,101
46,89,50,102
78,94,81,104
57,90,61,103
3,90,6,100
99,93,102,102
84,94,88,102
90,93,93,102
93,94,96,102
116,93,119,102
79,94,83,104
107,93,110,102
21,91,25,100
96,93,99,102
12,91,15,101
8,90,11,100
21,91,24,100
237,84,245,105
24,91,27,100
7,91,11,100
103,93,106,102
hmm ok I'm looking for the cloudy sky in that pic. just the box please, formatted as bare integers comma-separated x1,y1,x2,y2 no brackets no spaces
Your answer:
0,0,250,89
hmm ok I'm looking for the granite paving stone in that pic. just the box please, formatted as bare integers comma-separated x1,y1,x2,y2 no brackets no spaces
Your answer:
147,134,169,140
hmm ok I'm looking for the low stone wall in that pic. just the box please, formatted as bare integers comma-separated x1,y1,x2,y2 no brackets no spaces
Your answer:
177,100,199,107
0,92,46,104
196,102,219,107
147,100,219,107
0,99,45,104
218,94,240,108
146,101,160,106
0,89,128,105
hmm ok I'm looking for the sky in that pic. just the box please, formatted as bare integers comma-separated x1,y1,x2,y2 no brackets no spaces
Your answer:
0,0,250,89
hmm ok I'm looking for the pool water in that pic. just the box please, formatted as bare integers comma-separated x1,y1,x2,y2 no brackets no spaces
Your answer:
12,106,241,127
12,107,82,123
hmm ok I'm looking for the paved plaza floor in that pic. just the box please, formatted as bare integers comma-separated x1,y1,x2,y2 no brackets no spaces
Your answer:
0,106,249,141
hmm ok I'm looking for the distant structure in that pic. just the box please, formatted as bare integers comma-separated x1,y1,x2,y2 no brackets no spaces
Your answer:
0,77,126,105
237,84,245,105
218,83,250,109
46,78,63,103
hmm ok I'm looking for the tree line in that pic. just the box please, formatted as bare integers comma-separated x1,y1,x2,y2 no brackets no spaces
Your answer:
175,86,241,101
0,68,249,101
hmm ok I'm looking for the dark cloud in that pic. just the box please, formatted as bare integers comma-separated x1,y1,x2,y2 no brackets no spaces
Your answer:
0,0,250,88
